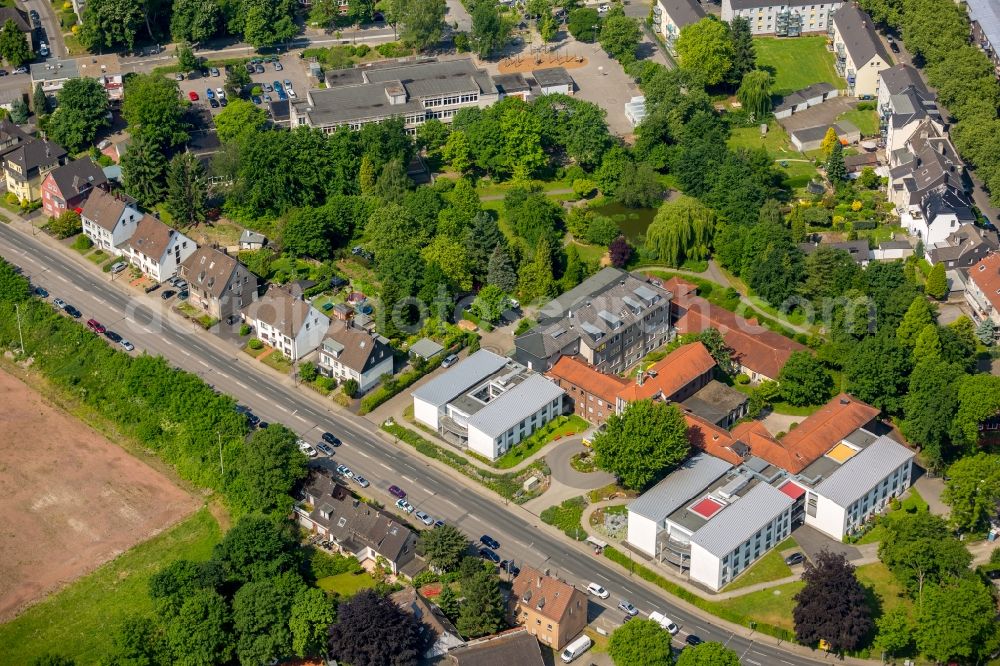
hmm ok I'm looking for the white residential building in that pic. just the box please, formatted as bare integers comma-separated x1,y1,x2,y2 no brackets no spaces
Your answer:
805,436,914,540
242,286,330,361
721,0,844,36
318,322,394,393
412,350,566,460
123,214,195,283
654,0,705,49
899,185,976,247
80,187,140,252
831,4,891,97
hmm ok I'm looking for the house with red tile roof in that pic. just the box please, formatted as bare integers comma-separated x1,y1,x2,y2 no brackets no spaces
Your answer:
509,567,587,649
616,342,716,406
965,252,1000,340
546,355,628,425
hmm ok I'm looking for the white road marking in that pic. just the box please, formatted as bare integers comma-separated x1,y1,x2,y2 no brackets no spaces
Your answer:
235,380,249,390
356,450,371,459
402,475,415,483
621,586,634,595
380,462,392,470
440,497,458,509
198,359,210,367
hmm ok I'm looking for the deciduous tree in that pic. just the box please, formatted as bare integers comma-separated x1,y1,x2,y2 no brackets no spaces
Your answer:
736,70,772,121
844,331,912,414
46,78,110,153
471,0,510,57
608,618,675,666
122,74,190,149
792,550,873,653
593,400,690,490
878,512,972,603
240,0,297,48
599,11,641,63
165,587,233,665
942,453,1000,533
901,358,961,468
676,641,739,666
80,0,145,51
778,351,832,406
915,578,1000,664
328,589,425,665
645,197,715,267
0,19,31,67
289,586,336,658
171,0,220,43
232,571,304,665
872,607,912,659
676,17,734,86
457,570,505,638
213,515,301,584
608,235,632,268
228,425,308,516
951,373,1000,449
401,0,447,50
568,7,600,41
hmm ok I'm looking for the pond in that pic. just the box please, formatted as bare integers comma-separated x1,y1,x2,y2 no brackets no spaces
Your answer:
590,202,658,241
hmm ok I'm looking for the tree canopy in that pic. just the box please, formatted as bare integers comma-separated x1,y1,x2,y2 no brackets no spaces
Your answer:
792,550,873,653
608,618,675,666
676,642,740,666
46,78,110,153
941,452,1000,533
328,590,425,666
593,400,690,490
676,17,734,86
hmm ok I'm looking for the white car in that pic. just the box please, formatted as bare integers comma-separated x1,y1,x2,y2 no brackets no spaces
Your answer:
415,510,434,526
395,498,415,514
648,611,679,635
586,583,610,599
216,87,225,98
120,339,135,352
297,440,317,457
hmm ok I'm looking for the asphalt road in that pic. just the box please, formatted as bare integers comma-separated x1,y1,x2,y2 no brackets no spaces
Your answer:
18,0,66,59
0,224,843,666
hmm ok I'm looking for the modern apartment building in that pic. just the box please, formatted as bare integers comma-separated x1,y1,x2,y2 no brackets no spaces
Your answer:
721,0,844,36
830,3,890,97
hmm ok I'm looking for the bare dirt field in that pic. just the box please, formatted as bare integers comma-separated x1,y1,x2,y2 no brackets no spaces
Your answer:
0,368,198,622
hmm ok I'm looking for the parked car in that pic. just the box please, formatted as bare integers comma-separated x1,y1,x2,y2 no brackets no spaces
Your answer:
685,635,703,647
64,305,81,318
188,91,199,101
12,66,27,74
255,64,265,74
251,95,262,104
39,43,49,57
353,475,370,488
33,286,48,298
263,94,272,103
53,298,66,309
110,261,127,274
415,510,433,526
209,98,219,108
442,354,458,368
500,560,520,576
618,600,638,616
262,83,273,92
274,61,283,71
219,97,227,107
120,339,135,351
86,319,106,334
888,38,900,53
178,290,189,300
316,442,335,456
245,412,260,428
0,70,7,77
29,9,40,27
216,87,225,98
433,519,445,528
388,484,406,499
336,464,354,478
175,73,185,81
648,611,679,635
161,290,176,300
206,88,215,99
209,67,220,77
104,330,122,343
784,552,805,566
586,583,609,598
276,89,287,101
480,534,500,550
395,498,414,514
479,547,501,563
298,441,317,457
322,432,341,446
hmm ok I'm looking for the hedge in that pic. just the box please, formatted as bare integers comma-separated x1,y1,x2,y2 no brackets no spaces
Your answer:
358,356,442,414
602,545,796,643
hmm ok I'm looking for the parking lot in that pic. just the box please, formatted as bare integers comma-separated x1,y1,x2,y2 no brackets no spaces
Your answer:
173,52,314,118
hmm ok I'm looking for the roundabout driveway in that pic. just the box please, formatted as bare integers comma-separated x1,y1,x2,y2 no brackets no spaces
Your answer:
548,437,616,489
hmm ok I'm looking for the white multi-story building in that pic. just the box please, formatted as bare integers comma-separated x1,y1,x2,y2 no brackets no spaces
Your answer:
123,214,195,283
318,322,394,394
830,4,890,97
242,286,330,361
412,350,566,460
721,0,843,36
80,187,141,252
805,436,915,539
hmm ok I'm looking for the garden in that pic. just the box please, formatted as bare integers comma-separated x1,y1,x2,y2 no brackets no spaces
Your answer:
753,36,844,96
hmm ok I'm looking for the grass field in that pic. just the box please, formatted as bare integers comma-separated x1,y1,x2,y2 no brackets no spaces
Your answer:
493,415,589,469
315,571,378,597
715,581,804,630
724,537,797,591
856,561,910,615
728,124,821,196
837,108,881,137
755,36,844,96
0,507,222,666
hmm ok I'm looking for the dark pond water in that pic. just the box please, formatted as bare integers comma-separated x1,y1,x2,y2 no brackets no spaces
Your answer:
590,202,658,241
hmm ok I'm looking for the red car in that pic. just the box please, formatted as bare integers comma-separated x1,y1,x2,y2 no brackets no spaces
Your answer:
188,90,199,101
86,319,106,334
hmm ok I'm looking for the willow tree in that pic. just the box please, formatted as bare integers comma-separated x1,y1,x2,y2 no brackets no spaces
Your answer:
737,69,773,121
645,197,716,266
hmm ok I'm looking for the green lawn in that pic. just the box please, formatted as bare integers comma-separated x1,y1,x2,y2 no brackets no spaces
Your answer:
493,414,589,469
242,341,268,358
755,36,844,96
540,496,589,541
714,581,804,631
856,561,911,615
315,571,378,596
724,537,797,591
857,489,928,545
728,124,821,196
569,239,607,265
0,507,222,665
837,108,880,137
261,349,293,374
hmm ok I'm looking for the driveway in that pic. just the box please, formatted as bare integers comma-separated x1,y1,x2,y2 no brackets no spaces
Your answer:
548,437,615,489
792,524,861,562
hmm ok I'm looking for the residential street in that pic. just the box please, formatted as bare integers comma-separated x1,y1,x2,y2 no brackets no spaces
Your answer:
0,219,866,666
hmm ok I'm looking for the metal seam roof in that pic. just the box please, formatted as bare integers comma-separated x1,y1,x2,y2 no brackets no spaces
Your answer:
627,454,733,523
812,436,914,507
411,350,508,408
466,373,565,439
689,483,794,558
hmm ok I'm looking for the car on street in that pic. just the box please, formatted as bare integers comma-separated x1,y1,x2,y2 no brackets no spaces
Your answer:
34,286,48,298
258,421,269,429
586,583,610,598
86,318,106,334
188,91,199,101
64,305,81,318
322,432,341,446
415,510,433,526
298,441,317,457
104,330,122,343
120,339,135,351
888,38,900,53
388,484,406,499
479,547,501,563
685,635,703,647
39,43,49,57
245,412,261,428
29,10,40,27
336,464,354,478
210,67,220,76
648,611,679,634
353,475,370,488
500,560,520,575
53,298,66,308
12,66,27,74
433,519,445,528
0,70,7,77
316,442,334,456
480,534,500,550
110,261,127,274
784,552,805,566
618,600,638,616
206,88,215,99
209,98,219,108
395,498,414,513
442,354,458,368
161,290,176,300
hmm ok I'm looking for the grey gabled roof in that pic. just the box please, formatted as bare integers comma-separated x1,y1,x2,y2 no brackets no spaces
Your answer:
834,4,891,67
689,482,794,558
967,0,1000,56
657,0,706,28
812,436,914,507
466,373,565,439
628,453,733,522
879,64,927,96
539,267,626,321
774,82,836,113
411,349,508,408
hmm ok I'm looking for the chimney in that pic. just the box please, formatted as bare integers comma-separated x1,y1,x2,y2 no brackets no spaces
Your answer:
636,370,644,386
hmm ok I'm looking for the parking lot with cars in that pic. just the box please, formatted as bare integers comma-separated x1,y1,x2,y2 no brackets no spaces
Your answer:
174,53,313,117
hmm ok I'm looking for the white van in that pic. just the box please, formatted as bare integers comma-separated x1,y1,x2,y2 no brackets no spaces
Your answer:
649,611,679,635
560,634,593,663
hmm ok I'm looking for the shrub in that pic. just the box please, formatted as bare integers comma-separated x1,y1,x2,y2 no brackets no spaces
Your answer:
239,323,251,336
376,42,409,58
572,178,598,199
735,373,750,385
310,548,363,579
44,210,82,239
316,375,337,391
71,235,93,251
342,378,359,398
248,338,263,350
514,319,533,335
299,361,319,383
453,32,470,52
5,192,17,205
355,44,370,57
